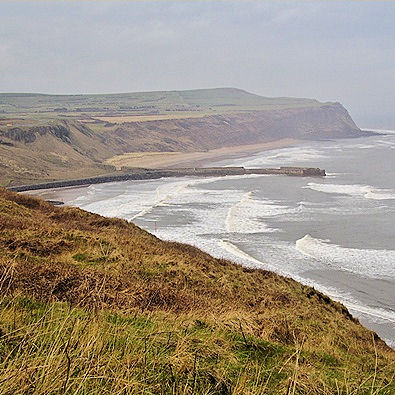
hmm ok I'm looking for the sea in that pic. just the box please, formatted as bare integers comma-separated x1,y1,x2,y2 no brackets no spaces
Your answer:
42,130,395,347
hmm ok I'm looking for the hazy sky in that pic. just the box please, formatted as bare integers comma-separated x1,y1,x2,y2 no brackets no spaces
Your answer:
0,0,394,127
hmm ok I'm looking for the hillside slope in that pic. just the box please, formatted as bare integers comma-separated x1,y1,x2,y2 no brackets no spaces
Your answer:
0,188,394,393
0,88,369,186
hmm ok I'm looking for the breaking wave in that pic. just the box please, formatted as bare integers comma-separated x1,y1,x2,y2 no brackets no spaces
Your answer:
130,179,198,220
219,238,395,340
218,240,285,275
296,235,395,278
239,146,326,167
224,192,291,234
304,183,395,200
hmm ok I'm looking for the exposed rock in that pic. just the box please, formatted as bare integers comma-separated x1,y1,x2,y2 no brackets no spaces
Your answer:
2,128,37,143
0,101,370,185
0,125,72,144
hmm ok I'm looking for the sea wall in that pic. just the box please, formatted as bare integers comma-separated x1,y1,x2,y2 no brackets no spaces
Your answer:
9,167,325,192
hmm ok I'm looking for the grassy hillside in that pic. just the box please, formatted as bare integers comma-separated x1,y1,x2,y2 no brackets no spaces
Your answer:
0,188,394,394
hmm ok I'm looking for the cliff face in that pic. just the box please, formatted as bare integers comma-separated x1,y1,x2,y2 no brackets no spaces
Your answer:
0,121,115,185
107,103,366,153
0,102,368,185
264,103,364,140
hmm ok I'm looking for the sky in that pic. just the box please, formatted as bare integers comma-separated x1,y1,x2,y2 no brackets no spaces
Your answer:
0,0,394,128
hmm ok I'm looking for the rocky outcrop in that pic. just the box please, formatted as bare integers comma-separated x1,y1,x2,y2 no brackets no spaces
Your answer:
2,127,37,143
0,124,72,144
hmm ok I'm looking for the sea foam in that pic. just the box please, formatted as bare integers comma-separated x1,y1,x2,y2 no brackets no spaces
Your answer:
218,239,395,336
296,234,395,278
304,183,395,200
218,240,287,275
224,192,292,234
239,146,326,167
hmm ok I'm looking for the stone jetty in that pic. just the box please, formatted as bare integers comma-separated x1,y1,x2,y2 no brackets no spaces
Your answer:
10,166,325,192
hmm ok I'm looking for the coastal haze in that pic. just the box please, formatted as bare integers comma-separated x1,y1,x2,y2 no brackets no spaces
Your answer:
1,1,394,129
1,0,395,391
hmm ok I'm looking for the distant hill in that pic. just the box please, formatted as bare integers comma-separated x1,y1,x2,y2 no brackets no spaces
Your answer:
0,187,394,392
0,88,370,186
0,88,323,115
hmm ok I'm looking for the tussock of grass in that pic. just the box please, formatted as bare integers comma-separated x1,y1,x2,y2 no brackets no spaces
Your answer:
0,188,394,393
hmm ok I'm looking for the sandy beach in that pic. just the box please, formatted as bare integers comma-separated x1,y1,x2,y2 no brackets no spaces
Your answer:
25,138,300,201
105,138,300,170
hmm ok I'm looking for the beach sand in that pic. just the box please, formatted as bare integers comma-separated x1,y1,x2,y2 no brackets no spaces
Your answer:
105,138,300,170
24,184,91,203
25,138,300,201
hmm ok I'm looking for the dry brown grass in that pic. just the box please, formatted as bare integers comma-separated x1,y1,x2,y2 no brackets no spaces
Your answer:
0,188,394,393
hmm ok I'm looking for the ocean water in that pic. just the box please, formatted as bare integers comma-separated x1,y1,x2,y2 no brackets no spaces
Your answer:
54,131,395,347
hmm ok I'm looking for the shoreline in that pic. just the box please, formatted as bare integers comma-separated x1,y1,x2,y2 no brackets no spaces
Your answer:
21,139,303,201
14,138,303,194
14,165,325,193
20,134,395,349
105,138,301,170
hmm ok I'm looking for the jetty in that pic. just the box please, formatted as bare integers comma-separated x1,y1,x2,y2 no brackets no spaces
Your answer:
9,166,325,192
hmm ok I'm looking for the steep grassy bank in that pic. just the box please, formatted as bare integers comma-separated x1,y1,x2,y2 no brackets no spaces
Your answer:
0,188,394,393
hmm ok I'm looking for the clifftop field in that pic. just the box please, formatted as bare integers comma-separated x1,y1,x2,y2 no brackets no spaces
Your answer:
0,88,323,117
0,88,367,187
0,188,394,394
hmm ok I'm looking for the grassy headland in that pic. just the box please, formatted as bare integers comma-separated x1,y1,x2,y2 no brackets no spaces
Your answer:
0,188,394,393
0,88,367,187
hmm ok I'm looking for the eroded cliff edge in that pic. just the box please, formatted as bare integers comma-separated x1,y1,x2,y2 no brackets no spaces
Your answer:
107,103,366,152
0,101,371,186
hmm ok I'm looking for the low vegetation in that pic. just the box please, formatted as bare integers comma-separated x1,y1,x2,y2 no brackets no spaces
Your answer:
0,188,394,394
0,88,322,116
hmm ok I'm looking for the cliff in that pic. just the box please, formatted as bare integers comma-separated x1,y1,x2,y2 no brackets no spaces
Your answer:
0,188,394,392
0,89,371,186
107,103,365,153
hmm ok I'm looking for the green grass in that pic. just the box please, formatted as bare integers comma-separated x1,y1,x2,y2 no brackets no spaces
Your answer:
1,296,393,394
0,88,324,117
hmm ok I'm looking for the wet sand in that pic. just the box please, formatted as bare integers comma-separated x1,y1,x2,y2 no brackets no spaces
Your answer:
24,185,91,203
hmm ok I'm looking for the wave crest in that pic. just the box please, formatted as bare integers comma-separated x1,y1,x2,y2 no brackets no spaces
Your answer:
296,234,395,278
304,183,395,200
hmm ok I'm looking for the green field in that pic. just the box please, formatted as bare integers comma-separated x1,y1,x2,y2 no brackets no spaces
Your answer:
0,88,323,120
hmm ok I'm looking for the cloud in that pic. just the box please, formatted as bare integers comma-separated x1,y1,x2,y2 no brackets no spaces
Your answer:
0,0,394,127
